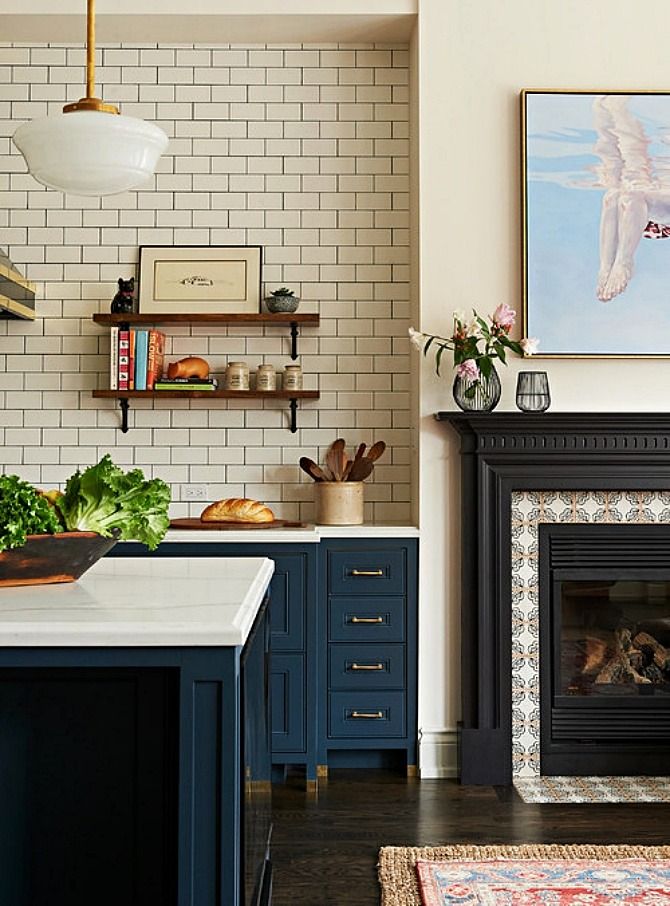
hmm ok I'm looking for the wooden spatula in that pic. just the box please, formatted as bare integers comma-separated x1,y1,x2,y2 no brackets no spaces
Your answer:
326,438,346,480
299,456,328,482
343,443,366,481
347,457,374,482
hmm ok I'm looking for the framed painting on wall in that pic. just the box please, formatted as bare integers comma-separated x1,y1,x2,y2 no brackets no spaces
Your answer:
138,246,262,314
522,90,670,357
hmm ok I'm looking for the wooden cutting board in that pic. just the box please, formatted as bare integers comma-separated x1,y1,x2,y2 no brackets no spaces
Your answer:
169,518,306,530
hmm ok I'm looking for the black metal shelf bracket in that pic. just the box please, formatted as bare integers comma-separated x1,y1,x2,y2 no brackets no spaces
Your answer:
120,398,130,433
289,398,298,433
290,322,299,360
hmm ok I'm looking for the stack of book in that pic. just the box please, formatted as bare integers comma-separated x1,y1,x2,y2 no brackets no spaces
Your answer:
109,327,166,391
153,378,219,392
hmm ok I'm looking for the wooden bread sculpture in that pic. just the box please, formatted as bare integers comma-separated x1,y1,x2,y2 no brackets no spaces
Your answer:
200,497,275,524
167,356,210,380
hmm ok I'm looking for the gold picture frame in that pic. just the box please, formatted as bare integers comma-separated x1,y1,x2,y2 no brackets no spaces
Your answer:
138,245,262,315
522,89,670,358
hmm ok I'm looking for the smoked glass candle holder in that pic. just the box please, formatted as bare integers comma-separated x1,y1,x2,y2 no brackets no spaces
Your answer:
516,371,551,412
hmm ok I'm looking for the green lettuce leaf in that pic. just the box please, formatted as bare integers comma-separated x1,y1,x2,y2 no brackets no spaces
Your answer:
0,475,62,552
57,455,171,551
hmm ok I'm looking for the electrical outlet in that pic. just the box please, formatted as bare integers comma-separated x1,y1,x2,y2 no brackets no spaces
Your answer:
182,484,209,501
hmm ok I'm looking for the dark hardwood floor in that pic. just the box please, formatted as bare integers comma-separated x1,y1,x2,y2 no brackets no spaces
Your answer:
271,769,670,905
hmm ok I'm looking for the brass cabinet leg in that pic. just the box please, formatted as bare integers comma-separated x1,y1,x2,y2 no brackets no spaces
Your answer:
406,764,418,778
317,764,329,780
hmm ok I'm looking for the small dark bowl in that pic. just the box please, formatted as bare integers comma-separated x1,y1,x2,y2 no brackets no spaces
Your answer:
0,532,117,588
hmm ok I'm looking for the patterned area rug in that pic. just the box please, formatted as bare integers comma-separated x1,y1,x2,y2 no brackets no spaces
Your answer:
514,776,670,803
378,845,670,906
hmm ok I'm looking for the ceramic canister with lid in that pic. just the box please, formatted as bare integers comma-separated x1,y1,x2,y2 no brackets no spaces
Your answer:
256,363,276,391
225,361,250,390
283,364,303,391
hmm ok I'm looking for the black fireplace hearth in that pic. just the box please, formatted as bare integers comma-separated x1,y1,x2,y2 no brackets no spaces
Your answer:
540,523,670,776
437,412,670,785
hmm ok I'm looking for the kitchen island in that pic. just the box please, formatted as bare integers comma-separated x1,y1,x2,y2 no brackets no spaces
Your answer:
0,556,274,906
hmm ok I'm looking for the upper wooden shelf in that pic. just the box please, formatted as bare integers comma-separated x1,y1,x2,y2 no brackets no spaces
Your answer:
93,312,319,326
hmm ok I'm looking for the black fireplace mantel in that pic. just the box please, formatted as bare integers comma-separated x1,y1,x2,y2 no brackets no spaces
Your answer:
435,411,670,785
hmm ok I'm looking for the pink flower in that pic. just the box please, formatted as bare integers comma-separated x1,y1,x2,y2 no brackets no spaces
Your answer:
492,303,516,332
408,326,425,350
520,336,539,356
457,359,480,381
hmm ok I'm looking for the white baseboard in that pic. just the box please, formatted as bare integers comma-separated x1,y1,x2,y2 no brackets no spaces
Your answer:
418,728,459,779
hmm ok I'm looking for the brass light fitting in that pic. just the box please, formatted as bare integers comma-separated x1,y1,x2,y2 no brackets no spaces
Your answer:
62,0,119,116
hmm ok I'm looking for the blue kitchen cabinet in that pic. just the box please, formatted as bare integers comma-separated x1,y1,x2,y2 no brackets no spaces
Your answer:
317,539,418,776
113,536,418,782
113,542,319,784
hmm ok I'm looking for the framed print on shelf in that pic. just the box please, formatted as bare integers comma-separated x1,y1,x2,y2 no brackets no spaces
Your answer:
138,245,262,315
522,90,670,357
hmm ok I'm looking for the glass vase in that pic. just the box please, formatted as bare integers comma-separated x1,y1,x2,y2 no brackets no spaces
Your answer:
452,364,502,412
515,370,551,412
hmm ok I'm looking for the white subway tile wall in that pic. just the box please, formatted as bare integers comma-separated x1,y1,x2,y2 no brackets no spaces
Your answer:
0,43,410,522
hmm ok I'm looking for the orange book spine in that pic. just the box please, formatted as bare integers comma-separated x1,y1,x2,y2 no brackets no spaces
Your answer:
146,330,165,390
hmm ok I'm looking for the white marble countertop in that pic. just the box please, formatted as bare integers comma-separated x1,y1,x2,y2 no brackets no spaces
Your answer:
163,524,420,544
0,557,274,648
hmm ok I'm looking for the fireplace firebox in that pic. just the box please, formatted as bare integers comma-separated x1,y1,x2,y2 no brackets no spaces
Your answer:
540,524,670,776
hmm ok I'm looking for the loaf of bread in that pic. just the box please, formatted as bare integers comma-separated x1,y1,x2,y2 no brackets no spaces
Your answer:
200,498,275,524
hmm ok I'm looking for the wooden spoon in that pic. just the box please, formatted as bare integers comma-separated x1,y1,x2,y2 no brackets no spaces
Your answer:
299,456,328,482
366,440,386,463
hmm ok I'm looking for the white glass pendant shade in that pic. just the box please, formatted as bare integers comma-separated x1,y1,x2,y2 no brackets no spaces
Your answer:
12,111,169,197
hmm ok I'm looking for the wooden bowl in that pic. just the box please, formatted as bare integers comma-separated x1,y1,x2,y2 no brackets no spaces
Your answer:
0,532,118,588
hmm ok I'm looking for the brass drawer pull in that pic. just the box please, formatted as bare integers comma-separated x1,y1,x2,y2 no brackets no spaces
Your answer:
350,663,384,671
350,569,384,577
350,616,384,624
350,711,384,719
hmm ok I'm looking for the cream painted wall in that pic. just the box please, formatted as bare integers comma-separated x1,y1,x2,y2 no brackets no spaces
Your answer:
416,0,670,776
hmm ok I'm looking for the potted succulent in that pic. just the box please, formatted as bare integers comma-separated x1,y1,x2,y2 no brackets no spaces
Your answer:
265,286,300,314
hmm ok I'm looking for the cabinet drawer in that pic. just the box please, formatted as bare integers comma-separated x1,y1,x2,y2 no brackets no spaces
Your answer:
329,644,405,690
328,549,405,596
329,597,405,643
271,654,305,753
329,691,406,738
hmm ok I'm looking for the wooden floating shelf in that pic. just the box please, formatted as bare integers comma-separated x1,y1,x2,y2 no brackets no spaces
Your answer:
92,390,319,400
92,311,320,433
93,312,319,326
92,389,320,434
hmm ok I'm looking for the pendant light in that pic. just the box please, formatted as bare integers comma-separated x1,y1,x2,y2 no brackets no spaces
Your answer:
12,0,168,197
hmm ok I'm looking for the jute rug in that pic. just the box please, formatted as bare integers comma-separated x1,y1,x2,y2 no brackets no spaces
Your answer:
514,776,670,803
378,844,670,906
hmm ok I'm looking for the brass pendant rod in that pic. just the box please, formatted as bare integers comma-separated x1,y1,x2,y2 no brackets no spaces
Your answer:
62,0,119,114
87,0,95,99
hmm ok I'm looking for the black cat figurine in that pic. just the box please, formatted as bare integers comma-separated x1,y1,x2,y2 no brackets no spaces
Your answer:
111,277,135,314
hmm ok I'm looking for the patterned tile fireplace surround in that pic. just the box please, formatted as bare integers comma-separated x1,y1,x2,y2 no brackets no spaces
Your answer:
511,489,670,779
437,412,670,785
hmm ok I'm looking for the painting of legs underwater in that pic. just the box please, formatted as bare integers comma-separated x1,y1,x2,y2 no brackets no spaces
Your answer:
523,90,670,356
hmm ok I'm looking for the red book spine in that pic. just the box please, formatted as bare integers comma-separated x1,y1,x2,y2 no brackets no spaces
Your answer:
118,329,130,391
146,330,165,390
